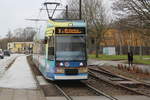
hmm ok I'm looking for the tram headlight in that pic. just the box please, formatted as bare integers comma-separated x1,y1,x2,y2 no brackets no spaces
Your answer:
60,62,64,66
80,62,84,66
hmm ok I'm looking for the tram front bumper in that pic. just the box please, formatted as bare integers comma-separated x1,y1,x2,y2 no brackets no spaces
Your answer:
54,74,88,80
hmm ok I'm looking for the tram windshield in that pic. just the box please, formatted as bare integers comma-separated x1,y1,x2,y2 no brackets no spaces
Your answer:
56,36,86,61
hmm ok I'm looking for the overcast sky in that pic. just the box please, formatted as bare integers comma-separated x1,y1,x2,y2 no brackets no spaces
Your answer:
0,0,112,38
0,0,63,38
0,0,40,38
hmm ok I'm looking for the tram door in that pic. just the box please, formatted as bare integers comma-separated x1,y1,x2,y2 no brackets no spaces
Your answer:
47,36,55,76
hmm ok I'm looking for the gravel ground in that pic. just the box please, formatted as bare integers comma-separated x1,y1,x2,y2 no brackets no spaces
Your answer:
122,84,150,96
100,66,150,82
55,81,98,96
89,66,150,96
40,83,62,96
27,56,41,76
85,74,138,96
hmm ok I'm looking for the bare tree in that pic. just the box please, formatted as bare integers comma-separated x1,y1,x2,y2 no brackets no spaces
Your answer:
23,27,36,41
0,27,36,50
129,0,150,23
64,0,111,57
13,27,36,42
6,30,13,42
113,0,150,30
113,0,150,57
13,28,24,41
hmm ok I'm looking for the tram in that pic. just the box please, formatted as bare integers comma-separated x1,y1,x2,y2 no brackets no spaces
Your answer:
33,19,88,80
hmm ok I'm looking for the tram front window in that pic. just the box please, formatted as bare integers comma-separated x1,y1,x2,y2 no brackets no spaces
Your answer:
56,36,86,61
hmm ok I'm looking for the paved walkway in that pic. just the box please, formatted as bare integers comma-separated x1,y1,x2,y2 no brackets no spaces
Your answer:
0,55,37,89
0,88,45,100
0,55,46,100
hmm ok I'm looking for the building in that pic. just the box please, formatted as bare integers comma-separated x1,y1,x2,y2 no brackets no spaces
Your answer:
89,29,150,55
7,42,34,53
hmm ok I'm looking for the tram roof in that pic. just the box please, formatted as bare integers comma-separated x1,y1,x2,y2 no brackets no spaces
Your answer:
50,19,85,22
47,19,86,28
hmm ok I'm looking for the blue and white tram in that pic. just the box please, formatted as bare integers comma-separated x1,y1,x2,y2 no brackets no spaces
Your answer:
33,19,88,80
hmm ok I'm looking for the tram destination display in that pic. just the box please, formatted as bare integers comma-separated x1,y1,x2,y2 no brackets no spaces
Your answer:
55,27,85,34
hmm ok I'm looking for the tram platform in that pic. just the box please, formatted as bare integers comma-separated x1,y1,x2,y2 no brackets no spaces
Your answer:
0,55,46,100
0,88,46,100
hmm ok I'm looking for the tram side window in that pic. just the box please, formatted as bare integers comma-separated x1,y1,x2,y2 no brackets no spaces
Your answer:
48,37,54,60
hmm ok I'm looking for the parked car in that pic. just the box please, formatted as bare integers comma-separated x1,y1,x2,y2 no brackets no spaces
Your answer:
0,49,4,59
3,50,11,56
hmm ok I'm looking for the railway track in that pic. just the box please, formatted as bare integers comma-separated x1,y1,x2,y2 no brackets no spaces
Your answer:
28,57,119,100
27,56,119,100
28,56,140,100
89,67,150,97
54,84,73,100
54,81,118,100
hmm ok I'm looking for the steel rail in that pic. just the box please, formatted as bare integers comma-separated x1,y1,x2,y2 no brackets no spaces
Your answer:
85,83,118,100
55,80,118,100
54,84,73,100
97,66,150,86
89,69,150,97
89,68,119,78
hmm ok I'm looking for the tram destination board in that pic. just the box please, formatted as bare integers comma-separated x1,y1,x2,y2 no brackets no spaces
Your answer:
55,27,85,34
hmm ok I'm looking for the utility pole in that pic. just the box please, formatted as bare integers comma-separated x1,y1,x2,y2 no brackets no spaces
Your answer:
66,5,68,19
79,0,82,19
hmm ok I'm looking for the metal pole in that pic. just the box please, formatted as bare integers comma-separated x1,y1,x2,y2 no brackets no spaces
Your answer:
45,4,51,19
51,4,58,19
79,0,82,19
66,5,68,19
